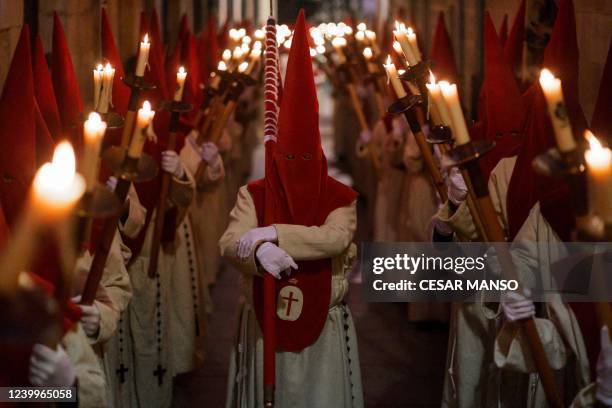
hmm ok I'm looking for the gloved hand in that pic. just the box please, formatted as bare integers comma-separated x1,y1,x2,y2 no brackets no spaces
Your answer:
29,344,76,387
72,296,101,338
501,290,535,322
106,176,117,192
256,242,298,279
391,117,409,143
446,167,468,205
597,326,612,405
161,150,185,178
237,226,278,260
201,142,221,167
359,129,373,144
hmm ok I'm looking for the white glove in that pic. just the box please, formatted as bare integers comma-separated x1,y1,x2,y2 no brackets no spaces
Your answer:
106,176,117,192
391,117,408,143
256,242,298,279
447,167,468,205
72,295,101,338
29,344,76,387
161,150,185,178
359,129,372,144
597,326,612,405
501,290,535,322
237,226,277,260
201,142,221,167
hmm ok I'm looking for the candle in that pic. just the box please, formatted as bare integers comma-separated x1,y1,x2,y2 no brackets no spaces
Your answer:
246,49,261,74
82,112,107,191
426,73,452,126
407,27,421,62
32,142,86,220
254,29,265,40
222,49,232,63
365,30,380,54
539,68,577,152
135,34,150,77
332,37,347,64
439,81,470,145
93,64,103,110
210,61,227,89
238,61,249,74
584,131,612,223
355,31,365,42
363,47,377,74
98,63,115,114
233,46,244,64
174,66,187,102
393,22,418,66
127,101,155,159
383,55,407,99
357,22,367,32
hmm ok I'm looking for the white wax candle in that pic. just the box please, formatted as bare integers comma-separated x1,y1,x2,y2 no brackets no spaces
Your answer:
393,22,418,66
93,64,103,110
407,27,421,62
332,37,347,64
439,81,470,145
426,73,452,126
383,55,407,99
135,34,150,77
98,63,115,114
82,112,107,191
539,68,577,153
127,101,155,159
584,130,612,223
174,66,187,102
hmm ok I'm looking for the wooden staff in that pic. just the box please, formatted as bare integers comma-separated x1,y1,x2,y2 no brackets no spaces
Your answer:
120,85,142,148
456,145,563,408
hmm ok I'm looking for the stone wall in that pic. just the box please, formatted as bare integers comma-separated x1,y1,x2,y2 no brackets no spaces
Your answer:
0,0,23,92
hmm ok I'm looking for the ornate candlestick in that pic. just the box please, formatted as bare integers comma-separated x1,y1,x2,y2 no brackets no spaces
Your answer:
119,74,156,148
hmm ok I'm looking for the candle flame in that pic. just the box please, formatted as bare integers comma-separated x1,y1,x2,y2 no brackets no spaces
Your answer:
254,29,264,40
96,63,103,71
407,27,415,35
394,21,401,31
310,48,317,57
332,37,346,47
357,22,367,31
539,68,556,87
343,26,353,35
365,30,376,40
178,66,186,75
104,62,114,73
398,69,406,75
316,45,326,54
142,100,152,112
238,61,249,73
218,61,227,71
242,35,252,45
355,31,365,41
143,34,149,44
222,49,232,61
585,130,603,151
429,71,436,86
363,47,373,59
385,55,393,66
87,111,103,124
33,141,85,207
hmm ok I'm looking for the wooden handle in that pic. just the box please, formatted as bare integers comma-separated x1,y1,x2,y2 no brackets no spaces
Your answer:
346,84,369,132
120,110,136,148
413,130,447,202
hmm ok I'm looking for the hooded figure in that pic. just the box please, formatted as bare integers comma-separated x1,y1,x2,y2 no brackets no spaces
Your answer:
220,10,364,408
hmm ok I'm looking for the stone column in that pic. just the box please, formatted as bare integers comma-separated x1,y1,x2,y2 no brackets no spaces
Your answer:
0,0,23,92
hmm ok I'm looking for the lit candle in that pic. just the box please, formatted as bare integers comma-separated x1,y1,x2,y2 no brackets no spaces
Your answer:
407,27,421,62
127,101,155,159
363,47,377,73
539,68,577,153
584,130,612,223
238,61,249,74
135,34,150,77
32,142,86,221
393,22,418,66
254,29,265,40
426,73,452,126
174,66,187,102
439,81,470,145
82,112,107,191
365,30,380,54
246,48,262,74
357,22,367,32
233,46,244,64
332,37,347,64
210,61,227,89
383,55,407,99
222,49,232,63
93,64,103,110
98,63,115,114
355,31,365,42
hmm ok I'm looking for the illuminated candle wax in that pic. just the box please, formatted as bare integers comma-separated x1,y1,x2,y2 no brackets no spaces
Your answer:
238,61,249,74
127,101,155,159
93,64,103,110
426,73,452,126
407,27,421,62
135,34,150,77
584,130,612,223
233,46,244,65
365,30,380,54
210,61,227,89
539,68,577,153
383,55,407,99
82,112,107,191
98,63,115,114
439,81,470,145
246,48,262,74
355,31,365,42
357,22,367,32
222,49,232,63
332,37,347,64
31,142,86,221
174,66,187,102
363,47,377,73
393,22,418,66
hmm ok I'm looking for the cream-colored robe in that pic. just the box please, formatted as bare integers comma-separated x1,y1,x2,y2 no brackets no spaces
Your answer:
438,156,590,407
219,185,364,408
64,324,107,407
125,171,195,408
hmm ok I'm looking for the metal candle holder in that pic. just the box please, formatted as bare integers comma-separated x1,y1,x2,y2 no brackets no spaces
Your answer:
102,147,159,184
427,125,454,145
399,60,431,111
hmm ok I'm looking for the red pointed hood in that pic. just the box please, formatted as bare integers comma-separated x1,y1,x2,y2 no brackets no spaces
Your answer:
32,34,62,141
51,12,83,148
34,101,55,166
270,10,356,226
101,8,131,115
592,38,612,143
503,0,525,83
0,25,37,227
506,0,583,241
429,12,458,83
181,32,203,108
477,13,526,179
150,8,166,69
499,14,508,46
178,14,190,41
218,21,230,50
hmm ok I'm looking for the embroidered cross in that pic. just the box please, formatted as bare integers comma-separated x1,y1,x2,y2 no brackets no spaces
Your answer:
282,291,300,317
153,364,167,386
116,364,129,384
